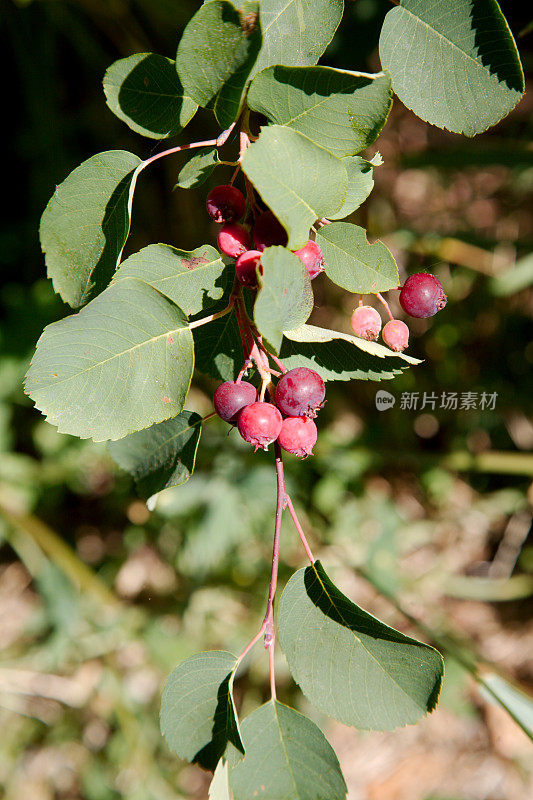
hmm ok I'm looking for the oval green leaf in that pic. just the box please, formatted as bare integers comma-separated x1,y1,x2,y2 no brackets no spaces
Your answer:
113,243,229,316
254,247,314,352
280,323,420,382
229,700,347,800
24,277,194,442
107,410,203,500
160,650,244,772
103,53,197,138
176,1,261,127
175,147,222,189
242,126,348,249
278,561,444,731
379,0,524,136
40,150,141,308
316,222,399,293
247,66,392,157
253,0,344,75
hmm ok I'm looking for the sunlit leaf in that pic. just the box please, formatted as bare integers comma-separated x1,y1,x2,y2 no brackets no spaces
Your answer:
379,0,524,136
175,147,222,189
25,278,194,441
40,151,141,308
316,222,399,293
278,561,444,730
161,650,244,771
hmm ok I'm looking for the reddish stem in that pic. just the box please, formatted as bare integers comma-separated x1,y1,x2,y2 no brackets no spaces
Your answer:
376,292,394,321
285,495,315,564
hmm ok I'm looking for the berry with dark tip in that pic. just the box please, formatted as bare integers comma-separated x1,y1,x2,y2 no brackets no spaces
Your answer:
253,211,288,251
206,184,246,223
275,367,326,418
217,223,252,258
292,240,325,280
214,381,257,423
277,416,317,458
382,319,409,352
350,305,382,341
237,402,283,450
399,273,447,318
236,250,263,288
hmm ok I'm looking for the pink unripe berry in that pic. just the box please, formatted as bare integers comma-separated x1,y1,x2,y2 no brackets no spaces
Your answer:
253,211,288,251
235,250,263,288
382,319,409,352
275,367,326,418
350,305,382,341
237,402,283,450
214,381,257,423
292,240,325,280
278,416,318,458
217,223,252,258
399,273,447,318
206,184,246,223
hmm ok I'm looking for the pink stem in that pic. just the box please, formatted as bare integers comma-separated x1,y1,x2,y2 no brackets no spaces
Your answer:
285,495,315,564
142,138,218,170
376,292,394,321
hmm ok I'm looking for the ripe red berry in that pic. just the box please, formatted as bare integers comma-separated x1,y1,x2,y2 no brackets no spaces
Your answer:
399,273,447,318
350,305,382,341
217,223,252,258
275,367,325,418
253,211,288,251
214,381,257,423
382,319,409,352
238,402,283,450
292,240,324,280
278,416,317,458
206,184,246,223
235,250,263,288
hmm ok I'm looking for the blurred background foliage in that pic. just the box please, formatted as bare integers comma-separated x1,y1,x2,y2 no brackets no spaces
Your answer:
1,0,533,798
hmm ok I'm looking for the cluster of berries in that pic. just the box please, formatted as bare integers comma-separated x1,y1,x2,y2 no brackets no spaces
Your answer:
206,184,325,287
214,367,326,457
351,273,447,352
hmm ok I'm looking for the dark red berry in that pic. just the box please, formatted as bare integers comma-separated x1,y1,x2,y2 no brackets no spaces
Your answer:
237,402,283,450
214,381,257,423
292,240,324,280
236,250,263,288
275,367,325,418
350,305,382,341
217,223,252,258
278,416,317,458
382,319,409,352
253,211,288,251
206,185,246,223
399,273,447,318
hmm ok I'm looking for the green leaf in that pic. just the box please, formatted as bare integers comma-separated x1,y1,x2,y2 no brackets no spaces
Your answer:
160,650,244,772
316,222,399,293
280,324,419,381
242,126,348,249
328,157,375,220
40,151,141,308
247,66,391,157
103,53,197,139
176,1,261,128
107,410,202,500
480,673,533,740
229,700,347,800
113,243,230,316
278,561,444,731
175,147,222,189
379,0,525,136
254,0,344,75
194,311,244,382
24,278,194,442
254,247,314,352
